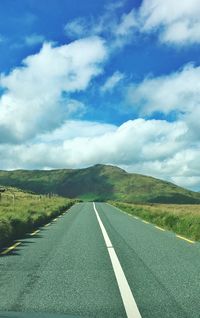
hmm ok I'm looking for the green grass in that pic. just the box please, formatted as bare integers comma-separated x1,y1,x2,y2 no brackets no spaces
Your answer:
0,187,76,249
0,164,200,204
110,201,200,241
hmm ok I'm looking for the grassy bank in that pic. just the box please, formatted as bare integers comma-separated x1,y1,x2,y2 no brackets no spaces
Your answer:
0,187,76,249
110,201,200,241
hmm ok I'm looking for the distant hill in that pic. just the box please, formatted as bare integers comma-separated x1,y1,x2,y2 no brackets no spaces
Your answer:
0,164,200,204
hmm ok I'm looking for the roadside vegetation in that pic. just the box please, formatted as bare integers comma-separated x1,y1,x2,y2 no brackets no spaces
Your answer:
0,186,76,249
110,201,200,241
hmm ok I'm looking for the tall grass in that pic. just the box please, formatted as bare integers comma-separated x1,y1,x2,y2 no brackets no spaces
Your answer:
0,188,76,249
110,201,200,241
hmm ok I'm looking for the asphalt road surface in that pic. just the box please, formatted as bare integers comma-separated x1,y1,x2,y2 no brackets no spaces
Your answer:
0,202,200,318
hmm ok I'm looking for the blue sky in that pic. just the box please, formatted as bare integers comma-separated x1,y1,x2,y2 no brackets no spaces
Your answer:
1,0,200,190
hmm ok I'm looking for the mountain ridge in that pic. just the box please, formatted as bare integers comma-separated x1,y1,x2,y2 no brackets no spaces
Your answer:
0,164,199,204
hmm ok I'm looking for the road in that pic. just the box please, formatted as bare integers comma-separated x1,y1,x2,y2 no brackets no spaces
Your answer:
0,202,200,317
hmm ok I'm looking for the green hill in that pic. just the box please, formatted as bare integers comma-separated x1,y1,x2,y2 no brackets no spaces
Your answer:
0,164,200,204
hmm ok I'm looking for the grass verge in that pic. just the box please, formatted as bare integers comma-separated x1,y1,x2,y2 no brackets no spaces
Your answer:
110,201,200,241
0,187,77,249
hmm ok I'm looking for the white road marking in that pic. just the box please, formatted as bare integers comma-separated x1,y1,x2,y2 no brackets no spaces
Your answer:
155,225,165,232
176,235,195,244
142,220,149,224
1,242,21,255
94,205,112,248
30,229,40,236
93,202,142,318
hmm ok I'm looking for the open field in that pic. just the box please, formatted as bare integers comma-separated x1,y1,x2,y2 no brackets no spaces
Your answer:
0,186,76,248
110,201,200,241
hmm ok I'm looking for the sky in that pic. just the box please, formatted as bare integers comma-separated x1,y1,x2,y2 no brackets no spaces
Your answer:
0,0,200,191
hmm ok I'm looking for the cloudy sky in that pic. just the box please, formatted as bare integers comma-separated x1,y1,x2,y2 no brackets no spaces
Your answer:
0,0,200,190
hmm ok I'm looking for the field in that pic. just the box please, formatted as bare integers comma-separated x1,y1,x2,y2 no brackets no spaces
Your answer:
110,201,200,241
0,187,76,248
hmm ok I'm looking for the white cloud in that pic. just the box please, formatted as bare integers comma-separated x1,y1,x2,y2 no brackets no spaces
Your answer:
37,120,116,144
0,36,107,143
64,0,200,47
128,64,200,116
64,100,86,117
172,176,200,191
101,71,125,93
64,2,138,49
64,18,89,38
0,114,200,190
139,0,200,45
105,1,125,11
128,63,200,157
0,118,188,178
24,34,45,46
64,0,200,48
115,10,137,37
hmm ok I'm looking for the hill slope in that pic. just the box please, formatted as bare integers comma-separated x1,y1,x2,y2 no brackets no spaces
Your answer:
0,164,200,203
